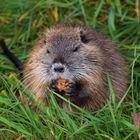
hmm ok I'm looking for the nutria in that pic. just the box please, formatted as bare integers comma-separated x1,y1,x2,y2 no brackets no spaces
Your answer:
21,23,129,110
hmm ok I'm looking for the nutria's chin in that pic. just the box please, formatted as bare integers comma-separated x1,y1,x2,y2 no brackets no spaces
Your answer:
23,23,129,111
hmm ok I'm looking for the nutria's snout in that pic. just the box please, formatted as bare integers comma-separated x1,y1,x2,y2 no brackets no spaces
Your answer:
49,78,80,98
52,63,65,73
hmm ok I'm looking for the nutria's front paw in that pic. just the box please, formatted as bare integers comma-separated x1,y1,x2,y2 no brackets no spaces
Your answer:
49,77,77,97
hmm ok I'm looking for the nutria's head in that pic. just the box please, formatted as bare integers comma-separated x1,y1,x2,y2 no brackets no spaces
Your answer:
39,24,102,82
23,23,129,110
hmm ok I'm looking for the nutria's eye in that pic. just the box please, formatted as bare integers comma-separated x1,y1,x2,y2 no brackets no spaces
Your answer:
46,49,50,54
72,46,80,52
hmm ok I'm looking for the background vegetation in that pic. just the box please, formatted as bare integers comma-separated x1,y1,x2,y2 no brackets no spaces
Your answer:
0,0,140,139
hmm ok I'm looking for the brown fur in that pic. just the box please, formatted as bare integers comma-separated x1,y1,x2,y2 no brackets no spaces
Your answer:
22,23,129,110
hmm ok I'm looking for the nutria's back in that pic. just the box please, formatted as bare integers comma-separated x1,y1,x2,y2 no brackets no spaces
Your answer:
23,23,129,110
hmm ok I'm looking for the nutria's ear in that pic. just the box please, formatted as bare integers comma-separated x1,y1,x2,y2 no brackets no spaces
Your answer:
80,29,93,44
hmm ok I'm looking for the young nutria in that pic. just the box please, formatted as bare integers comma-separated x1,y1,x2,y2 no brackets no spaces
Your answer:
22,23,129,110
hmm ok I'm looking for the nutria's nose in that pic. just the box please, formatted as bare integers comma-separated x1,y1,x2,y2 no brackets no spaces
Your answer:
52,63,65,73
54,66,64,73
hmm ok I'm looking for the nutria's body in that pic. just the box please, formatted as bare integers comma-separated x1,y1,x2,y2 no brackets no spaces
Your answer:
23,23,129,110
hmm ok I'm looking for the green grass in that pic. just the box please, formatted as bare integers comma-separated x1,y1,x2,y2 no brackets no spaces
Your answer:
0,0,140,139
